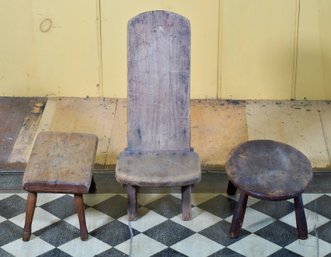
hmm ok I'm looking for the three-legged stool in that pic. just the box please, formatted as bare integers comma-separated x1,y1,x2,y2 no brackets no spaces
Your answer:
22,132,98,241
226,140,313,239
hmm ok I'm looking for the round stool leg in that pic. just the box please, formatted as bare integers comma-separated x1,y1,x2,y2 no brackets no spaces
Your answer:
74,194,88,241
23,192,37,241
294,195,308,239
181,185,192,221
230,192,248,238
227,181,237,195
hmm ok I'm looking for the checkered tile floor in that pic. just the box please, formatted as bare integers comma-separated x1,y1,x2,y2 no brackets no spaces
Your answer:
1,192,331,257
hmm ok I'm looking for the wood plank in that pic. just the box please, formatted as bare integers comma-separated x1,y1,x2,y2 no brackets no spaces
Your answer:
191,100,248,169
106,99,127,168
127,11,190,152
36,97,116,168
317,101,331,168
0,97,45,169
246,100,330,168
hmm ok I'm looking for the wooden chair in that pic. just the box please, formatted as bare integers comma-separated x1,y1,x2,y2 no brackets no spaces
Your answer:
115,11,201,221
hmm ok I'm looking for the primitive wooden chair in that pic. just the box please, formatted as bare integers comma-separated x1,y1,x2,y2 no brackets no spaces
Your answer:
115,11,201,221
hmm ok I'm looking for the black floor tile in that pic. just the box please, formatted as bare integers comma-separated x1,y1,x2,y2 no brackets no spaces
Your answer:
305,195,331,219
208,248,245,257
95,248,128,257
268,248,302,257
250,200,294,219
197,195,237,219
145,195,183,219
0,195,26,219
37,248,72,257
150,247,188,257
34,221,80,247
0,221,23,246
93,195,128,219
0,248,14,257
311,221,331,244
255,221,298,247
90,220,139,246
40,195,77,219
199,220,250,247
144,220,194,246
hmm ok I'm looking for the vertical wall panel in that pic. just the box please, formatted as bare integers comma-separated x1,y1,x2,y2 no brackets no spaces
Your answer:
101,0,219,99
220,0,298,99
0,0,99,97
295,0,331,100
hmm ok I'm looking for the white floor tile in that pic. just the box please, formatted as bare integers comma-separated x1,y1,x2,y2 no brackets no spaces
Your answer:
225,207,275,232
286,235,331,257
172,233,224,257
64,207,113,232
171,207,222,232
115,234,167,257
137,193,166,206
228,234,281,257
223,193,261,207
118,207,167,232
280,209,329,233
0,193,15,200
191,193,220,206
59,236,110,257
83,193,116,207
2,237,54,257
10,207,60,232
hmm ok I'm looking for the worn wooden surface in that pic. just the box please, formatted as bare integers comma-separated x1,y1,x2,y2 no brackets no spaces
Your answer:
35,98,116,168
226,140,313,200
127,11,191,152
0,97,46,169
116,151,201,187
23,132,98,193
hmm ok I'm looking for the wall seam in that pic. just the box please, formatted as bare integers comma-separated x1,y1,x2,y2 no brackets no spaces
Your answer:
96,0,104,97
291,0,301,100
216,0,223,99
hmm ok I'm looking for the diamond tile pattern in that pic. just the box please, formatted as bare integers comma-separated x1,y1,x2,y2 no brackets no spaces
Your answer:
0,193,330,257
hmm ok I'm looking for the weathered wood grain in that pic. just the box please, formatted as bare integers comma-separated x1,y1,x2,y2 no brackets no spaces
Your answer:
127,11,191,152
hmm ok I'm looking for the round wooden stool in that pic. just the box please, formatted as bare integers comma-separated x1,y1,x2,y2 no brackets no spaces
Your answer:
226,140,313,239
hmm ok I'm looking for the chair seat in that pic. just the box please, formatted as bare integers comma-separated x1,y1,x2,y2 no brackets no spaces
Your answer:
23,132,98,194
116,151,201,187
226,140,313,200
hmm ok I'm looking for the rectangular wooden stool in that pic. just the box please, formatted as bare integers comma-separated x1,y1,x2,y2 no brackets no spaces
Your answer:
22,132,98,241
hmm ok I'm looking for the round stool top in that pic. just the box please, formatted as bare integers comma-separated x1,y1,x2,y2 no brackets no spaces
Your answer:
226,140,313,200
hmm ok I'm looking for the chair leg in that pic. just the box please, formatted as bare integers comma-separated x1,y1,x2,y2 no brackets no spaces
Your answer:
229,192,248,238
182,185,192,221
74,194,88,241
127,184,138,221
89,176,96,193
23,192,37,241
227,180,237,195
294,194,308,239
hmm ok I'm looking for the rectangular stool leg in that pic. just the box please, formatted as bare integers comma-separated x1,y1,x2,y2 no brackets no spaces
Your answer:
294,195,308,239
23,192,37,241
230,192,248,238
127,184,138,221
182,185,192,221
74,194,88,241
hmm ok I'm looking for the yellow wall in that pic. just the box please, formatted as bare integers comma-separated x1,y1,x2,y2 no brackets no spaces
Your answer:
0,0,330,99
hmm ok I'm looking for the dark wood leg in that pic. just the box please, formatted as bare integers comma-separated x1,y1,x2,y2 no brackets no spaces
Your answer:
181,185,191,221
294,195,308,239
23,192,37,241
229,192,248,238
227,180,237,195
89,176,96,192
127,184,138,221
74,194,88,241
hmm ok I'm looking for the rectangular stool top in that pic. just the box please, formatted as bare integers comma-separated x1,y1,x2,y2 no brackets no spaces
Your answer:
23,132,98,194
